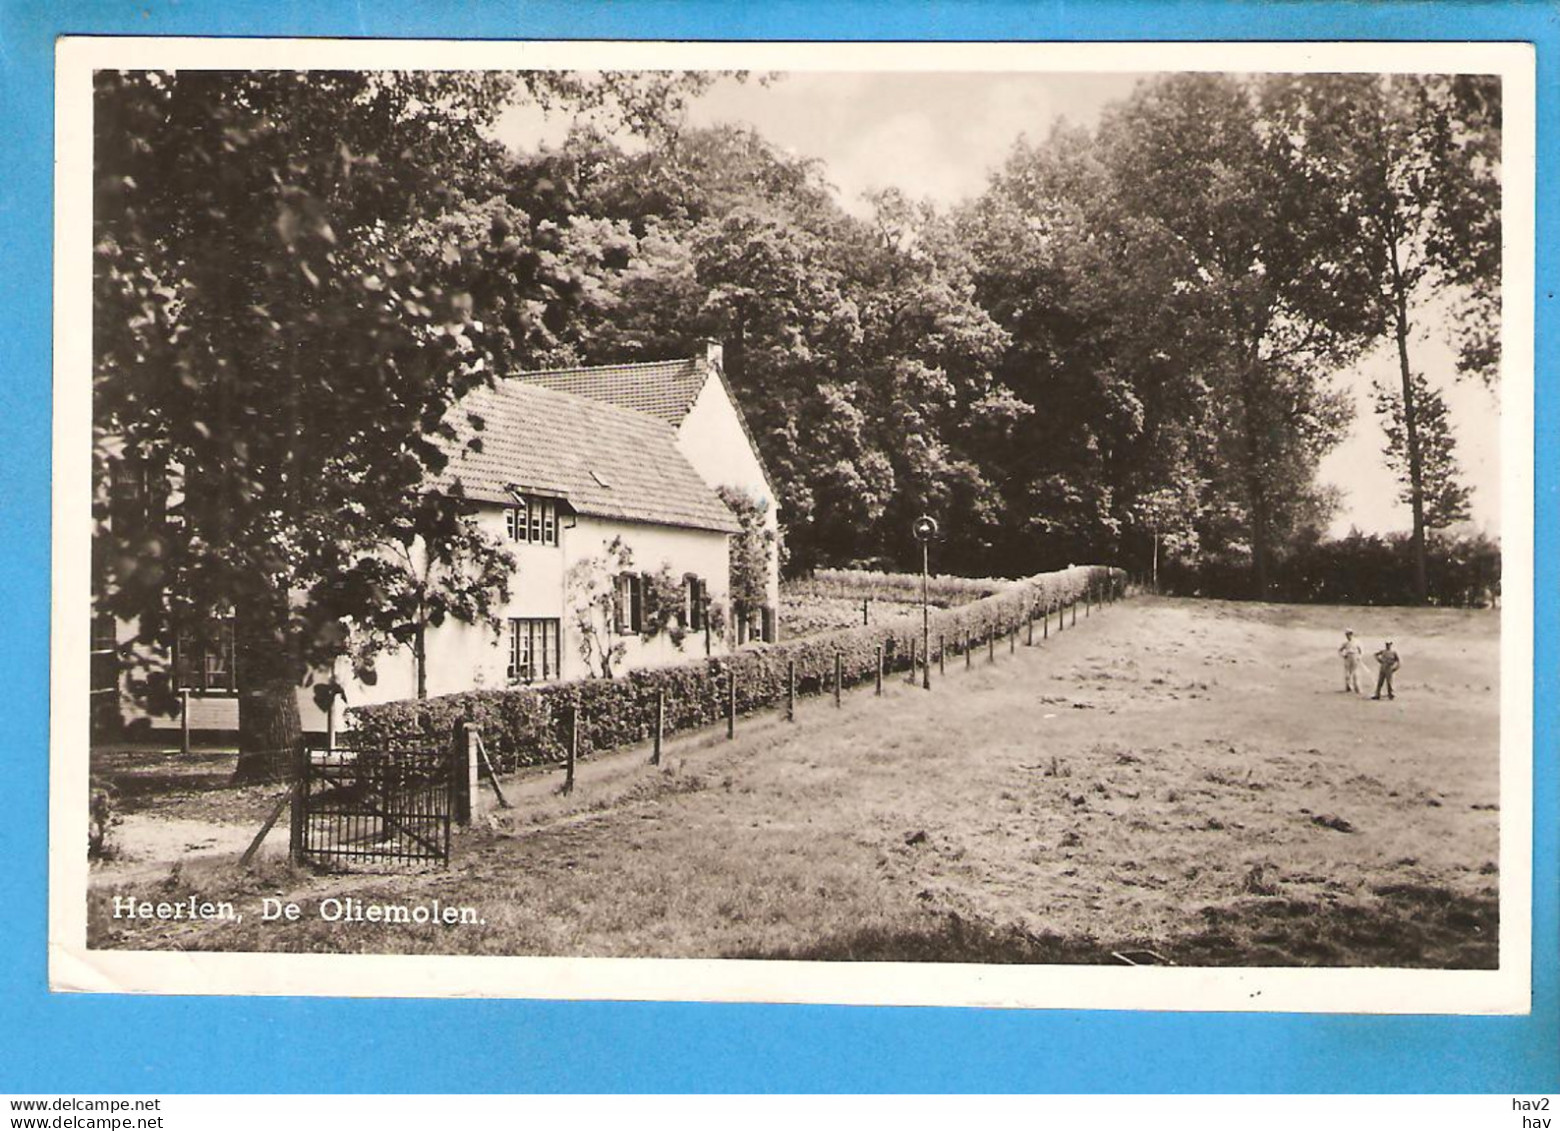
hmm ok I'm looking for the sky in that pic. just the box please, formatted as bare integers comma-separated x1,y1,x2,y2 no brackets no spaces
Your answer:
494,72,1503,539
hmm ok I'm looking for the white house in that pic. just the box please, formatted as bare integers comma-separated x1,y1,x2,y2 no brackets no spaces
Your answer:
516,341,783,642
108,344,779,738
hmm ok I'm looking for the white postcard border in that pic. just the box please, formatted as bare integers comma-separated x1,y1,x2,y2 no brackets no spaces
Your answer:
50,36,1537,1012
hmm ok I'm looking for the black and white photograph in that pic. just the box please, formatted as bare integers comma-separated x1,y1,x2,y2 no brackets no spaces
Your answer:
53,39,1534,1010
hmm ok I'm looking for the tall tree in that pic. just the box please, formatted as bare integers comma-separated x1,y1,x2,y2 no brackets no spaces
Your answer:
1265,74,1500,600
93,70,709,779
1095,75,1382,594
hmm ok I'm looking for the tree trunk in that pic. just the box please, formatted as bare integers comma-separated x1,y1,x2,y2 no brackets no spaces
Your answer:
1249,498,1271,599
414,623,428,700
1391,256,1430,603
232,600,303,784
233,680,302,784
1237,364,1272,600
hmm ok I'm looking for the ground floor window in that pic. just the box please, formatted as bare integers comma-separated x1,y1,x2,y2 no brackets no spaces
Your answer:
509,617,561,684
174,616,237,695
614,573,644,635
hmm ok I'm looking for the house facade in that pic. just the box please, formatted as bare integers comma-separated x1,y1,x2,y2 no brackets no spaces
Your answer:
517,341,782,643
107,346,775,737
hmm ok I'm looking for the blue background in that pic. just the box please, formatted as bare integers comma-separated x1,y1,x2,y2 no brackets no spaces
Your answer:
1,0,1554,1094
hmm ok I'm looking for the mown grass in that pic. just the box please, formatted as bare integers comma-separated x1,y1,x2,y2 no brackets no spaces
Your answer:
89,596,1501,968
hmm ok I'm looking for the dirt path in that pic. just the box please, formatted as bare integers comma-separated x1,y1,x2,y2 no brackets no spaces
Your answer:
90,596,1501,966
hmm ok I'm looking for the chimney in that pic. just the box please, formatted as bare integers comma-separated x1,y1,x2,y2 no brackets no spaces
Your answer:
702,338,724,374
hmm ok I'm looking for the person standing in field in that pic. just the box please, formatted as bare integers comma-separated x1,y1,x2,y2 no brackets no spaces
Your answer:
1338,629,1363,693
1372,641,1401,701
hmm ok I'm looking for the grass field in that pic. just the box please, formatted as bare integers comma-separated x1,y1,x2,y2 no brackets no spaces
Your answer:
88,595,1501,967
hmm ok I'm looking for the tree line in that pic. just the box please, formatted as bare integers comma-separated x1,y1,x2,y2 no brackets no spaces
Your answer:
486,73,1499,596
91,70,1500,774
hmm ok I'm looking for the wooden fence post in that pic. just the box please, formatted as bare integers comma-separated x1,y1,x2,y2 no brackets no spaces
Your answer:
1027,613,1034,647
459,724,480,824
834,652,844,708
727,669,737,739
1072,599,1078,628
862,596,870,625
938,635,946,676
1044,602,1050,639
564,705,578,794
288,737,308,863
1010,622,1017,653
787,660,796,723
875,645,884,696
180,688,191,755
651,689,665,766
965,630,972,668
907,637,917,684
988,631,995,664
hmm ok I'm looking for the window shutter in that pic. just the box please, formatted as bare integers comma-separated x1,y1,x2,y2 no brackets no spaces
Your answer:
630,573,645,634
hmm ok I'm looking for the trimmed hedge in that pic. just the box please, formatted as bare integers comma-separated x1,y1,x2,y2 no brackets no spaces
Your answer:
347,564,1125,771
784,567,1009,606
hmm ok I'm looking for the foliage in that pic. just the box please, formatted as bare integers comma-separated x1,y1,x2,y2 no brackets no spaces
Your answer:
316,497,516,702
1375,373,1472,531
88,777,123,862
786,568,1007,605
92,70,714,776
1263,74,1499,600
716,485,774,614
349,565,1123,769
489,79,1497,594
1162,529,1499,607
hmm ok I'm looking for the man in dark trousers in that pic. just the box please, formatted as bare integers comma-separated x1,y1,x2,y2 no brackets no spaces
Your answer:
1372,641,1400,700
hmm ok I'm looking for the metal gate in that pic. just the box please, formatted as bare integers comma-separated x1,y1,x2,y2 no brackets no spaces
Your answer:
291,744,456,869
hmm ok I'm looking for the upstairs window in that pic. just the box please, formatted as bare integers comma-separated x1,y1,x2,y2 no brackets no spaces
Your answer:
506,495,559,547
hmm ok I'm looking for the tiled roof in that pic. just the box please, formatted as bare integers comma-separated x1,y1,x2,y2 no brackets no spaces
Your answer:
515,358,707,425
438,382,740,535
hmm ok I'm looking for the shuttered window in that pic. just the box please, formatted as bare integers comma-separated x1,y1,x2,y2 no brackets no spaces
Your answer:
615,573,644,635
684,574,705,631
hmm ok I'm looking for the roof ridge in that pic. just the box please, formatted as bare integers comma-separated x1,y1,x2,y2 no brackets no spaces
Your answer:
512,356,697,378
482,377,683,437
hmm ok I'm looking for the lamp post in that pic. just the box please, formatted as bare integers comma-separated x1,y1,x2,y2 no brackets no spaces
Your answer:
912,515,938,690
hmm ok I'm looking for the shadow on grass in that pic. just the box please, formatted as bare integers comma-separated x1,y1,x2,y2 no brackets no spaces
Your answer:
90,748,242,803
728,885,1498,969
